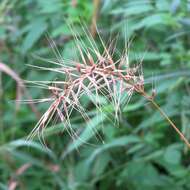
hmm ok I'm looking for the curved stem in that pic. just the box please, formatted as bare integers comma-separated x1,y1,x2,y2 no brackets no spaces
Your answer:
143,91,190,148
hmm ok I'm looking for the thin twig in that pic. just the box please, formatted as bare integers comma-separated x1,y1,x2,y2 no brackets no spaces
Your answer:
141,91,190,149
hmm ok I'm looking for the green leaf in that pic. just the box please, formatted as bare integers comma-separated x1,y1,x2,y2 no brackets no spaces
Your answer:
62,113,107,158
0,183,7,190
38,0,63,14
111,4,153,16
133,13,175,30
52,24,72,37
164,147,181,165
21,19,47,53
86,135,140,165
137,103,178,131
129,51,162,62
156,0,170,11
93,152,110,176
0,139,56,159
118,161,164,187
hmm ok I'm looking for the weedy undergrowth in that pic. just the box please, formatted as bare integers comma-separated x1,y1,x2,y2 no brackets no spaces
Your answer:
25,24,190,149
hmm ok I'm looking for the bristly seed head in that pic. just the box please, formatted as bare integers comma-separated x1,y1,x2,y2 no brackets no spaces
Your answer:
26,26,145,145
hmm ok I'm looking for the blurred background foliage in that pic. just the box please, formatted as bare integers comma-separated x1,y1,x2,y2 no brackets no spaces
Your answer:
1,0,190,189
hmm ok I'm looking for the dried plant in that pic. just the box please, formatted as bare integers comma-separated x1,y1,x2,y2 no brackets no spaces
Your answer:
0,62,40,117
26,26,190,149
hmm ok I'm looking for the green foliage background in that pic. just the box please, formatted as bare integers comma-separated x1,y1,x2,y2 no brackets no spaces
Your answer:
1,0,190,189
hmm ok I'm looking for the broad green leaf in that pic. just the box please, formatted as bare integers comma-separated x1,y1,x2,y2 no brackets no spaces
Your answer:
133,13,175,30
164,146,181,165
0,183,7,190
38,0,62,14
21,19,47,53
111,4,153,16
118,161,164,187
9,150,45,167
156,0,170,11
0,139,56,159
86,135,140,165
52,24,72,37
93,152,110,176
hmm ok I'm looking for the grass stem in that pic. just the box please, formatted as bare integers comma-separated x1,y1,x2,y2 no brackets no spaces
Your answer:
144,93,190,149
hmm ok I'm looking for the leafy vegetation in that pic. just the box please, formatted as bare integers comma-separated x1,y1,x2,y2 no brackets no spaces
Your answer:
1,0,190,189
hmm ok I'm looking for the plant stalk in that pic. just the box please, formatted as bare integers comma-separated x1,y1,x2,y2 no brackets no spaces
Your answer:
146,94,190,149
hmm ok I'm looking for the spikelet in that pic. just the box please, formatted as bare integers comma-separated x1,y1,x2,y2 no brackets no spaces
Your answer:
25,25,144,145
25,24,190,149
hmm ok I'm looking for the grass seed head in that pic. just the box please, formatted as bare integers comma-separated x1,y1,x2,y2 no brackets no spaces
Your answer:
25,25,190,150
26,26,144,145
